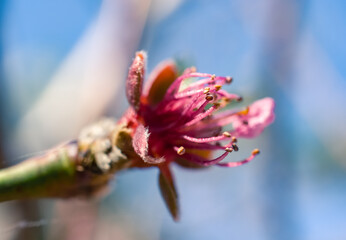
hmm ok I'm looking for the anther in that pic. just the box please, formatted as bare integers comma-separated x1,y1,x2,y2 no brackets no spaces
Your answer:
190,66,197,72
177,146,186,155
232,136,237,143
238,107,249,116
211,74,216,81
213,102,221,109
243,120,249,125
237,96,243,102
223,97,231,103
223,132,231,138
214,85,222,91
205,94,214,101
252,149,260,155
232,143,239,151
225,76,233,84
225,147,233,152
203,87,210,94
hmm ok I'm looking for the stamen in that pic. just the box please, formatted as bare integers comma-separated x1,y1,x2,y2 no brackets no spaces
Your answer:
252,148,260,155
184,103,218,127
154,92,205,130
205,94,214,101
176,146,186,155
174,88,204,99
238,107,249,116
165,72,213,98
214,85,222,91
183,134,226,143
213,102,221,109
232,143,239,151
222,132,231,138
225,147,233,152
232,136,237,143
203,87,210,94
190,66,197,73
218,90,242,102
225,76,233,84
177,76,229,94
181,141,230,151
186,108,240,130
211,74,216,81
189,98,210,117
182,152,229,166
217,149,259,168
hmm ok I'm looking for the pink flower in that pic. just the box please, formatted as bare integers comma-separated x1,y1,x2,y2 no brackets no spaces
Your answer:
122,51,275,168
120,51,275,220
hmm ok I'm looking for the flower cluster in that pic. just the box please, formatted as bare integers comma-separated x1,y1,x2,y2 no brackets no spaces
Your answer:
119,51,275,220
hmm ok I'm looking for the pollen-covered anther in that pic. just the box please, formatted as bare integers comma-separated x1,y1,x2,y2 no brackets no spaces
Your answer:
177,146,186,155
252,148,260,155
222,132,231,138
213,102,221,109
211,74,216,81
190,66,197,72
232,143,239,151
225,76,233,84
205,94,214,101
225,147,233,153
223,97,231,103
238,107,250,116
214,85,222,91
203,87,210,94
232,136,237,143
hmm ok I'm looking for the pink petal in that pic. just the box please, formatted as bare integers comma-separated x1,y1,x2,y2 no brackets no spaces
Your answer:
126,51,146,111
133,124,165,164
232,97,275,138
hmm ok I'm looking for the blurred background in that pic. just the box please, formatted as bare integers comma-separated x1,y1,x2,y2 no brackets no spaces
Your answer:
0,0,345,239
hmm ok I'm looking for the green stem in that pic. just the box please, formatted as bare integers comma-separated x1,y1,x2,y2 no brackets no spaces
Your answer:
0,145,77,202
0,119,135,202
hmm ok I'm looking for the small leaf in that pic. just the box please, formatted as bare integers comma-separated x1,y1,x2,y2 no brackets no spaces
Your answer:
158,166,179,221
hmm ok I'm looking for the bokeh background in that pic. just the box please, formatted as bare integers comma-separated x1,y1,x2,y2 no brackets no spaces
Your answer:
0,0,345,239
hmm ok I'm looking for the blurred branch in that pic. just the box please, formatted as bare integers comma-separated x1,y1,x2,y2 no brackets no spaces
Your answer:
12,0,152,154
257,1,306,240
0,117,135,203
1,1,152,240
